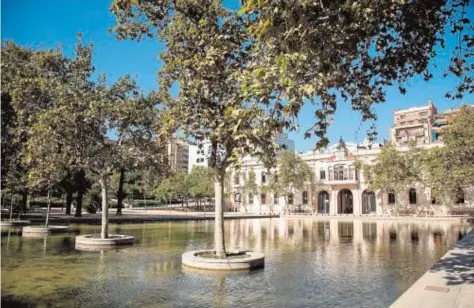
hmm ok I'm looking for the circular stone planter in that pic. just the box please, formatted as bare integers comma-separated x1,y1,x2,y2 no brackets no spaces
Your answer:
22,225,70,237
1,220,31,227
182,250,265,271
75,234,135,250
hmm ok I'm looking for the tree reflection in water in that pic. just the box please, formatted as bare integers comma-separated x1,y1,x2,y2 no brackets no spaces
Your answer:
0,219,470,308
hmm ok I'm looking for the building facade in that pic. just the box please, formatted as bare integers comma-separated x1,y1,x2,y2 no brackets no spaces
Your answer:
229,138,473,215
390,99,437,145
188,134,295,173
228,101,474,215
188,140,212,172
390,100,473,145
166,138,190,173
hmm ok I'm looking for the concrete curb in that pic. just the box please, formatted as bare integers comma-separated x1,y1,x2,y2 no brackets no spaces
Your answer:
75,234,135,250
390,228,474,308
182,250,265,271
22,225,70,237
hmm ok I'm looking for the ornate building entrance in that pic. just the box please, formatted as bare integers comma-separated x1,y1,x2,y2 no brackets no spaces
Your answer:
318,191,330,214
338,189,353,214
362,190,376,214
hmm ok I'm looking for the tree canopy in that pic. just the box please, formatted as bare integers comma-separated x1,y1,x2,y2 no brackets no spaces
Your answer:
109,0,473,256
24,37,167,238
269,151,313,211
424,106,474,201
111,0,473,148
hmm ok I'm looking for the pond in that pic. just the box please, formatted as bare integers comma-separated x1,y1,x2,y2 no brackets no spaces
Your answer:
1,218,470,308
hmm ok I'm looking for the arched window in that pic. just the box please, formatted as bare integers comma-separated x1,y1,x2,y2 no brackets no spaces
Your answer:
288,193,294,205
409,188,417,204
234,193,241,202
456,192,465,204
302,191,308,204
388,192,396,204
248,193,254,204
261,193,266,204
362,190,376,214
318,191,330,213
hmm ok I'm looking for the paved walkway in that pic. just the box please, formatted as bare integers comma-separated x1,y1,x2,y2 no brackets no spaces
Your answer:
391,228,474,308
3,208,277,224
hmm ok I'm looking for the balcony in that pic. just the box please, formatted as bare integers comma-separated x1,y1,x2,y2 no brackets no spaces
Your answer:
323,178,359,185
325,172,359,185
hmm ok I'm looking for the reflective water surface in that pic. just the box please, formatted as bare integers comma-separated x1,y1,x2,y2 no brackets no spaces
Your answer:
1,219,470,308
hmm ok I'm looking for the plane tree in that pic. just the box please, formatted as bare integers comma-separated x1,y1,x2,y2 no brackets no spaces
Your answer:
26,38,166,238
110,0,473,257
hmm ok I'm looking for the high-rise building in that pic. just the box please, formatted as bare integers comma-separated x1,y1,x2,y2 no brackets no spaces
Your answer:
390,99,437,145
390,100,473,145
431,105,473,142
188,140,212,172
275,133,295,151
166,137,189,173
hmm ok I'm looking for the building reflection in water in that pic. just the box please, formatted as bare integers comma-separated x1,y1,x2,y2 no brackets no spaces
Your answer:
1,218,470,308
226,218,468,261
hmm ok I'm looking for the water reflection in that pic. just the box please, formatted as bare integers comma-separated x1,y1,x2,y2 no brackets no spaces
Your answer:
1,218,470,308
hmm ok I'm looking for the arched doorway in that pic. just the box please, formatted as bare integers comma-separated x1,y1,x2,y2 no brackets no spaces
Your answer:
362,190,376,214
338,189,353,214
318,191,330,214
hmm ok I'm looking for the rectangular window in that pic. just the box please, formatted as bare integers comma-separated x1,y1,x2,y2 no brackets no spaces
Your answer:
248,193,254,204
320,170,326,180
261,193,266,204
302,192,308,204
261,173,266,184
349,166,355,180
388,193,395,204
288,194,293,205
274,194,278,204
234,173,240,185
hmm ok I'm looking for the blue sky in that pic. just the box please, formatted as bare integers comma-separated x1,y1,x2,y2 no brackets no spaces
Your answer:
2,0,473,152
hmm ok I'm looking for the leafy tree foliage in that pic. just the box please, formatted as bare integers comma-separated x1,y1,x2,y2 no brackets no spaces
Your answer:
268,151,313,213
25,37,166,238
188,166,214,202
242,170,259,200
154,167,214,208
1,42,68,211
423,106,474,202
112,1,283,257
364,143,421,195
111,0,473,256
241,0,474,146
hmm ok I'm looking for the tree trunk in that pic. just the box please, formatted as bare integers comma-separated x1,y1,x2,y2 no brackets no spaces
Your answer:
75,191,83,217
9,190,14,222
116,167,125,216
100,175,109,239
45,186,51,228
214,169,226,258
20,190,28,213
65,190,73,215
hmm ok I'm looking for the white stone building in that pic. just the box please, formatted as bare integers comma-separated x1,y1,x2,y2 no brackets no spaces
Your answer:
188,140,212,172
188,134,295,173
228,138,473,215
